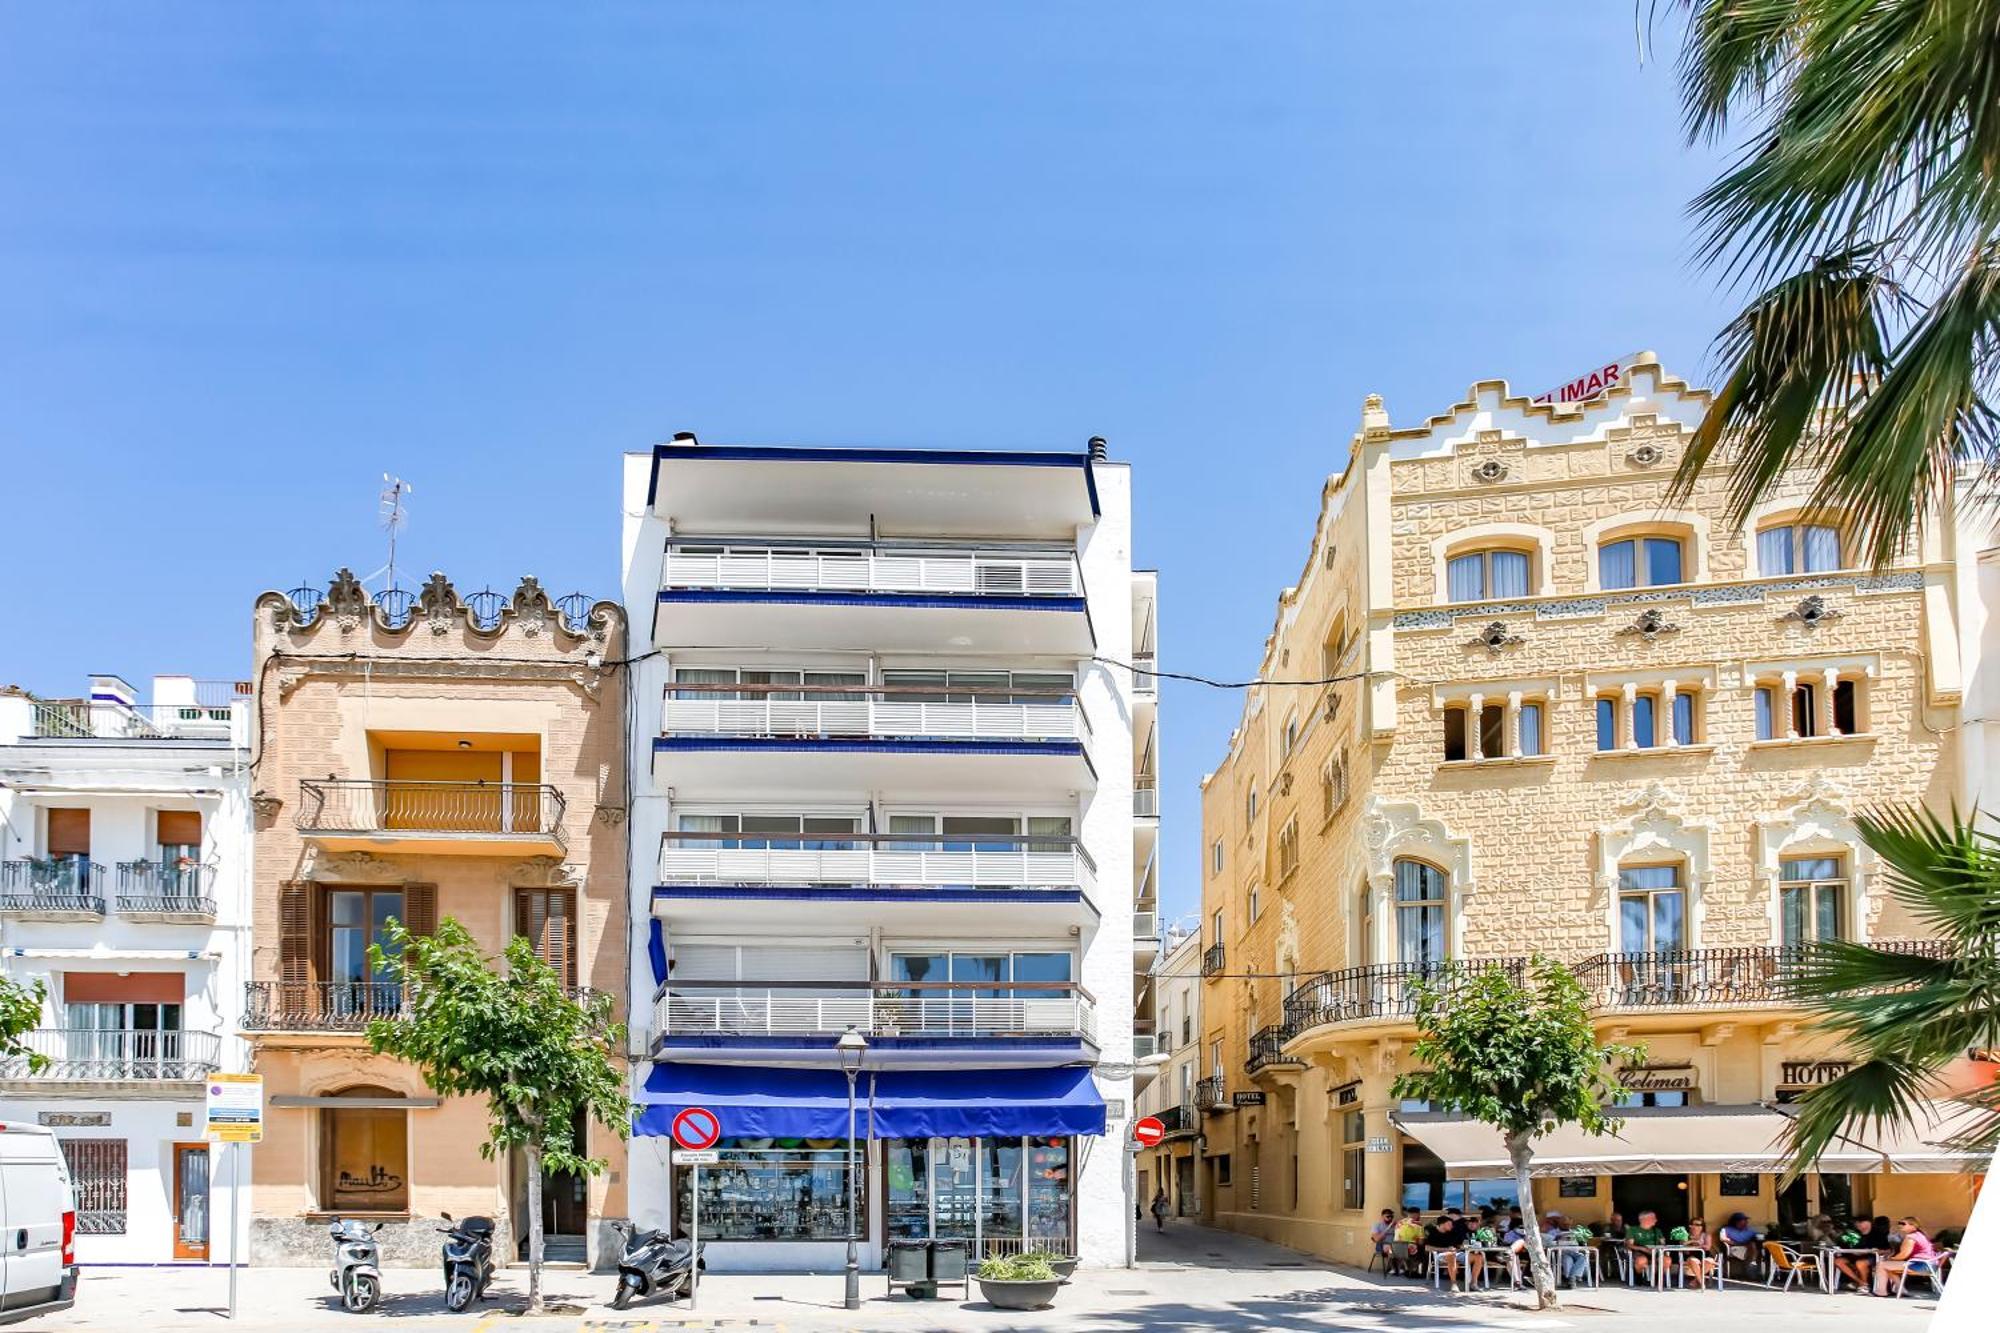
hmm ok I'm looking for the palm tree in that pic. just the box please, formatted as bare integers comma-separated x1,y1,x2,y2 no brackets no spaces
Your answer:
1780,806,2000,1171
1666,1,2000,564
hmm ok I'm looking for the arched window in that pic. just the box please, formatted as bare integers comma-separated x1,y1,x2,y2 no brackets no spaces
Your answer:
1757,519,1844,575
321,1084,409,1213
1445,547,1531,603
1393,859,1448,967
1599,534,1685,590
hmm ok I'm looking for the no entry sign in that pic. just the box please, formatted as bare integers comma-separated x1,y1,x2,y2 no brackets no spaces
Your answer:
671,1106,721,1152
1131,1115,1166,1148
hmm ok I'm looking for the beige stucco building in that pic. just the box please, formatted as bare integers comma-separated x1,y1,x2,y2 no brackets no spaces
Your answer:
243,570,629,1267
1194,356,1981,1264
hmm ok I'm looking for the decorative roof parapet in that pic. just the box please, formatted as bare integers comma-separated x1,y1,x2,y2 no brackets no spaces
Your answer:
263,569,617,645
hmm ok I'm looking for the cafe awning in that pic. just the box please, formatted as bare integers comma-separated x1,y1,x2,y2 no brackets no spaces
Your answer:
1824,1101,1991,1174
1391,1104,1883,1179
635,1063,1105,1141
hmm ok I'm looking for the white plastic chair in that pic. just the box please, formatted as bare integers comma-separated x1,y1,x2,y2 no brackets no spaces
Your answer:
1895,1250,1950,1297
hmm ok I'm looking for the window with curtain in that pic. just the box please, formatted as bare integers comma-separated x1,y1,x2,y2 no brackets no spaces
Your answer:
1779,856,1846,946
1596,697,1617,751
1393,859,1447,967
1617,864,1686,953
1757,522,1843,575
1599,535,1685,589
1755,678,1861,739
1518,701,1544,756
1445,548,1531,602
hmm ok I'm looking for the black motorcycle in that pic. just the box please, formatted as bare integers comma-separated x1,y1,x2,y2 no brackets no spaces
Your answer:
609,1219,703,1309
437,1213,496,1313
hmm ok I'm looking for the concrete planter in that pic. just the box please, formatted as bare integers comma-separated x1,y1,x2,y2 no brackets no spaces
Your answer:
1047,1257,1079,1282
976,1276,1062,1311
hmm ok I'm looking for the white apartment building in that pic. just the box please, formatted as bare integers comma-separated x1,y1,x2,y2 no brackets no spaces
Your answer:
1134,920,1201,1219
0,675,253,1266
620,437,1148,1271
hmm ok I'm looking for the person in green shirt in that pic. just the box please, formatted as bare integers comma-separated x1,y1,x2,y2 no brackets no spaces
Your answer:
1624,1209,1665,1284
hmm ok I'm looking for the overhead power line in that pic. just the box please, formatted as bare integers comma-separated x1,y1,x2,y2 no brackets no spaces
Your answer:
1093,654,1385,691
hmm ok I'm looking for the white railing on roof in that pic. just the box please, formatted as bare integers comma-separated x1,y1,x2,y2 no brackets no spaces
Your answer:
663,546,1080,597
658,831,1095,896
29,699,233,741
663,694,1086,742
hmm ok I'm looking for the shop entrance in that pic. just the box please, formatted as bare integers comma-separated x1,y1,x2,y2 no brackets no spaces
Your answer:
1612,1174,1688,1230
520,1111,590,1261
883,1136,1072,1254
1175,1156,1195,1214
172,1143,210,1261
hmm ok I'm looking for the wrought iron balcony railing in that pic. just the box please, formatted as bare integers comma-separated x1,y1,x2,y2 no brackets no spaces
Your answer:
1282,958,1531,1033
296,779,567,851
0,859,107,916
658,829,1096,895
1153,1103,1196,1136
1245,1024,1304,1075
114,860,217,918
242,981,409,1031
1200,943,1226,978
1194,1075,1227,1110
663,544,1081,598
1574,940,1955,1010
663,685,1088,743
653,980,1097,1045
0,1029,222,1081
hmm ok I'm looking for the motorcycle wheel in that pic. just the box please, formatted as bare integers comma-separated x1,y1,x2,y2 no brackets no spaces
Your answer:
345,1275,379,1313
446,1273,474,1313
610,1279,635,1310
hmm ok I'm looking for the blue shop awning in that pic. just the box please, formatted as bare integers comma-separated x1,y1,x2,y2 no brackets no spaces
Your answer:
635,1063,1105,1140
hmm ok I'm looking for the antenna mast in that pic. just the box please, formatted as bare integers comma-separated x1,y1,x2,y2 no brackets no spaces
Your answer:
378,474,412,592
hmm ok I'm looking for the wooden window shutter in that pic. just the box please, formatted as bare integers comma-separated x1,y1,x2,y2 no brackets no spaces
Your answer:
402,883,438,937
515,888,576,987
156,811,203,847
278,881,313,988
46,808,90,856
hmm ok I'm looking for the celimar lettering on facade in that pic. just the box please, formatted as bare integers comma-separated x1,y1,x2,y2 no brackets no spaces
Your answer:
1531,353,1640,406
1620,1064,1697,1092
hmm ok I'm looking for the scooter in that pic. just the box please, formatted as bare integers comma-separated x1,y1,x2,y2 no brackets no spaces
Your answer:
327,1218,383,1313
438,1213,496,1313
609,1219,703,1309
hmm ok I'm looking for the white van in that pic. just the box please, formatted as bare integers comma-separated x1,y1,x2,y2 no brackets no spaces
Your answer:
0,1124,78,1325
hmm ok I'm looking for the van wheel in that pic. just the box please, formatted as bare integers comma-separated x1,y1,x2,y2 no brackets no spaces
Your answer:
344,1275,378,1313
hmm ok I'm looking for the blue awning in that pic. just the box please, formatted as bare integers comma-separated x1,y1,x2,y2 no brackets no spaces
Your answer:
635,1063,1105,1140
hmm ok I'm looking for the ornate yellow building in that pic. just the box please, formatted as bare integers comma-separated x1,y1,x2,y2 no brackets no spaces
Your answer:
1195,356,1981,1263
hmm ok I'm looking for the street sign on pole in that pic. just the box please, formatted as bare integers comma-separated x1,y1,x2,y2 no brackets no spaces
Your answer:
204,1073,263,1144
671,1148,719,1165
669,1107,718,1311
1132,1116,1166,1148
670,1106,720,1151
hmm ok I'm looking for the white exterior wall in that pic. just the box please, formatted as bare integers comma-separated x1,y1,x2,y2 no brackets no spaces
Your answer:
0,689,254,1266
1955,498,2000,816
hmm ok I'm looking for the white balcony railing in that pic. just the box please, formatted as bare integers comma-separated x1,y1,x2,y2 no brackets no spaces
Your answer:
663,693,1087,743
658,832,1096,896
655,987,1097,1043
1133,910,1159,943
1134,782,1158,818
663,546,1080,598
1132,654,1158,697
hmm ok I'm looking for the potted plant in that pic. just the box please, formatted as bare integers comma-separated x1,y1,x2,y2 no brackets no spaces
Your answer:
1668,1226,1691,1244
975,1254,1061,1310
1020,1247,1079,1281
1569,1225,1593,1247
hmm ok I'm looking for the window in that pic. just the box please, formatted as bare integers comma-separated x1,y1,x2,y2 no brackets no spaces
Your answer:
1245,785,1258,824
1596,697,1617,751
1321,754,1347,819
1445,547,1531,602
1518,701,1544,756
1322,618,1356,675
1598,690,1698,749
327,888,406,986
1340,1108,1366,1210
515,888,576,986
1212,909,1223,945
61,1000,183,1076
1355,886,1374,967
673,666,869,700
1393,859,1447,967
881,667,1073,703
1281,712,1300,759
1248,884,1261,922
888,950,1073,1001
60,1139,127,1234
1780,856,1847,945
1617,864,1687,953
1758,521,1843,575
1755,676,1861,739
694,1135,871,1241
322,1085,409,1213
1445,699,1538,761
1613,1089,1690,1108
1277,820,1298,879
1599,535,1685,589
1211,839,1224,876
1214,1154,1232,1186
1210,1040,1223,1082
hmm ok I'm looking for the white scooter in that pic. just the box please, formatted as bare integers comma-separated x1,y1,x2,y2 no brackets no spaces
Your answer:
328,1217,384,1312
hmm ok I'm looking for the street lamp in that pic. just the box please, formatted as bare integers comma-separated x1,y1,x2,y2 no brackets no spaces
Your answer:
836,1024,868,1311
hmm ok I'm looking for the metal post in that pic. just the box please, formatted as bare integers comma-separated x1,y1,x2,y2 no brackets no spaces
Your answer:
689,1163,699,1313
844,1066,860,1310
1124,1135,1136,1268
228,1142,241,1319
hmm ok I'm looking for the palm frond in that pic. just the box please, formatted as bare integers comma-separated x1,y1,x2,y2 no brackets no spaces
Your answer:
1675,0,1807,143
1781,1051,1934,1177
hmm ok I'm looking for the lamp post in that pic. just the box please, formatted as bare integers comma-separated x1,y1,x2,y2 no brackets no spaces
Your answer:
836,1024,868,1311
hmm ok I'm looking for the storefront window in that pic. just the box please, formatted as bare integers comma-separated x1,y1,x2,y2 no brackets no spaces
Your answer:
674,1137,863,1241
884,1136,1072,1247
322,1085,409,1213
1025,1138,1070,1239
885,1138,930,1239
1397,1143,1521,1214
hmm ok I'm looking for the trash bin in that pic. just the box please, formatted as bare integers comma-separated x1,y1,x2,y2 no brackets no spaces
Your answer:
886,1240,928,1284
930,1238,970,1295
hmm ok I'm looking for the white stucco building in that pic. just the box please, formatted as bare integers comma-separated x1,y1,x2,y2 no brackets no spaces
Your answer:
0,674,253,1266
619,437,1149,1271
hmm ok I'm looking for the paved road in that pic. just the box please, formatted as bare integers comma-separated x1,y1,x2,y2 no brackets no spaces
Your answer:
38,1221,1940,1331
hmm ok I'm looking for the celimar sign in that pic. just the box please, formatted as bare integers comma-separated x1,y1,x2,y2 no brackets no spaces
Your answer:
1531,353,1642,406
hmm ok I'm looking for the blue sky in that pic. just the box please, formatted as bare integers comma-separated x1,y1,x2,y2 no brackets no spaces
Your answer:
0,4,1732,921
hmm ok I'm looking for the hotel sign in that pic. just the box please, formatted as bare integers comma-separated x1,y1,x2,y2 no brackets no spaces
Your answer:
1620,1063,1697,1092
1779,1060,1851,1088
1531,354,1641,406
1232,1091,1266,1107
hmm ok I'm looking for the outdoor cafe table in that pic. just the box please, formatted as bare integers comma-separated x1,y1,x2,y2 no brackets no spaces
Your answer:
1649,1244,1721,1290
1549,1243,1602,1288
1818,1246,1879,1294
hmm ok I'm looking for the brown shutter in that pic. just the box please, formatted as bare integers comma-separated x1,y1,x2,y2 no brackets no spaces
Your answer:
402,883,437,938
278,882,313,986
46,808,90,856
156,811,202,847
64,971,185,1003
514,888,576,986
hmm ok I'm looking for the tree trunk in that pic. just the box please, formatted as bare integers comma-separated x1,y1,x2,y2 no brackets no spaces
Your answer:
525,1143,544,1313
1506,1130,1557,1310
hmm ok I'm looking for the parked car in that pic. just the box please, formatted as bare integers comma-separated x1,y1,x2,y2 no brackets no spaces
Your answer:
0,1123,79,1326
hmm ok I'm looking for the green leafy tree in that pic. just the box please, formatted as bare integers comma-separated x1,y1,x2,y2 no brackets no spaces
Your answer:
1663,0,2000,563
1391,957,1640,1310
1,975,47,1073
366,917,631,1313
1779,805,2000,1170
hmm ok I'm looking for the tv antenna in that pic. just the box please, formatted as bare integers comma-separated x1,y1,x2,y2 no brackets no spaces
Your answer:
378,474,412,591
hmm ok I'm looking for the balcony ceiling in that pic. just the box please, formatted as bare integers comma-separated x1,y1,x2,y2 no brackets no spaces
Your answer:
650,446,1098,539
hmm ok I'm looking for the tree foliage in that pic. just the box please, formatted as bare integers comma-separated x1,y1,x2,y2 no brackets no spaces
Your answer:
1777,805,2000,1172
366,917,631,1310
1664,0,2000,564
1,974,46,1073
1391,957,1640,1309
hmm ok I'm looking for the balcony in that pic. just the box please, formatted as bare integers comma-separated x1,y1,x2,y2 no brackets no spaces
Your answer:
1246,1024,1305,1076
1132,654,1158,699
1132,910,1159,953
1153,1103,1197,1137
652,980,1097,1066
0,860,107,920
242,981,409,1032
0,1029,222,1083
657,686,1092,796
656,542,1093,655
295,779,567,857
1133,1032,1163,1061
1134,781,1159,819
1284,958,1530,1041
1194,1075,1227,1111
114,860,218,923
1574,941,1954,1015
1200,943,1225,978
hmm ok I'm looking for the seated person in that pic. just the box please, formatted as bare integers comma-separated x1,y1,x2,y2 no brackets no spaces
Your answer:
1834,1216,1890,1291
1426,1210,1484,1289
1718,1211,1761,1274
1681,1218,1720,1284
1369,1208,1398,1273
1541,1211,1591,1285
1871,1218,1937,1297
1602,1211,1628,1241
1391,1206,1426,1277
1804,1213,1841,1247
1624,1209,1665,1284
